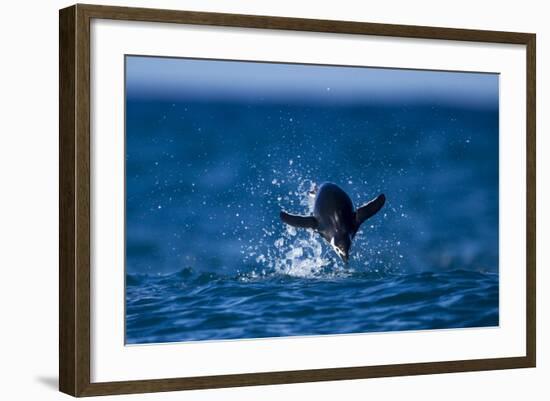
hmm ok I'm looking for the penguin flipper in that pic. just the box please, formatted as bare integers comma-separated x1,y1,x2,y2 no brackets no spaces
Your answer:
355,194,386,228
280,211,318,230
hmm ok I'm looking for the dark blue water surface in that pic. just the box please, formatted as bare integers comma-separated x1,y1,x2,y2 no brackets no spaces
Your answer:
126,268,498,344
125,58,499,344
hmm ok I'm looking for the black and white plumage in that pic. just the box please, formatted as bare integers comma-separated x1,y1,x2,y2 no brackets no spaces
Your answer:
280,182,385,262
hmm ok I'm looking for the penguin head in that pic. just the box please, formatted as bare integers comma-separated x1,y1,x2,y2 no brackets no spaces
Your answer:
330,234,351,263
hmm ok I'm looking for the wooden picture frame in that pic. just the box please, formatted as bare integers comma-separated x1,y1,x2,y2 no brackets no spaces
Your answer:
59,3,536,397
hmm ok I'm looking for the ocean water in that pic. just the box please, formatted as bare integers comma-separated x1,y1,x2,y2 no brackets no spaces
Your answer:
126,268,498,344
125,60,499,344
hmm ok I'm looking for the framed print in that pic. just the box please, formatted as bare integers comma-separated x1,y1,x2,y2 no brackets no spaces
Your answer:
59,4,536,397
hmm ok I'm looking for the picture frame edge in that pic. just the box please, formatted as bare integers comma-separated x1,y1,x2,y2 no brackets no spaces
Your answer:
59,3,537,397
59,4,77,397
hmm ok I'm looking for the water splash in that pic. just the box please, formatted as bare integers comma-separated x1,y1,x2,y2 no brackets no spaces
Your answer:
238,152,407,279
271,225,333,278
243,178,349,278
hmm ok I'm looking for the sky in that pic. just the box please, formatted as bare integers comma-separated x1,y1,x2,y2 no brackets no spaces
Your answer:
125,55,499,108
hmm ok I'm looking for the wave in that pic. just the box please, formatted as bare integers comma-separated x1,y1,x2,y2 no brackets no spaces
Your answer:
125,267,499,344
127,265,497,288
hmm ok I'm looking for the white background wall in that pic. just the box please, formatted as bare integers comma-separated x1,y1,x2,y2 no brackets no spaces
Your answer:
0,0,546,399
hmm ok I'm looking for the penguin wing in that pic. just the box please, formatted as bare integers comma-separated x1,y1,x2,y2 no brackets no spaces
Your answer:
355,194,386,228
280,211,319,230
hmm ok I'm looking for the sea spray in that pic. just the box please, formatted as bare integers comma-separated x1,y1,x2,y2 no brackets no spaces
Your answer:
242,177,354,278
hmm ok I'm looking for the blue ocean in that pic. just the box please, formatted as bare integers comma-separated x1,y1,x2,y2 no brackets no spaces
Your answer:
125,57,499,344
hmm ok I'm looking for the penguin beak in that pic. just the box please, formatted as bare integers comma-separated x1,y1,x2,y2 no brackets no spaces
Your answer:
330,238,350,263
335,247,349,263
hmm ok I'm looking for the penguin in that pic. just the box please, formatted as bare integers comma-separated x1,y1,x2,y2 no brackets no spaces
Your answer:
280,182,385,262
